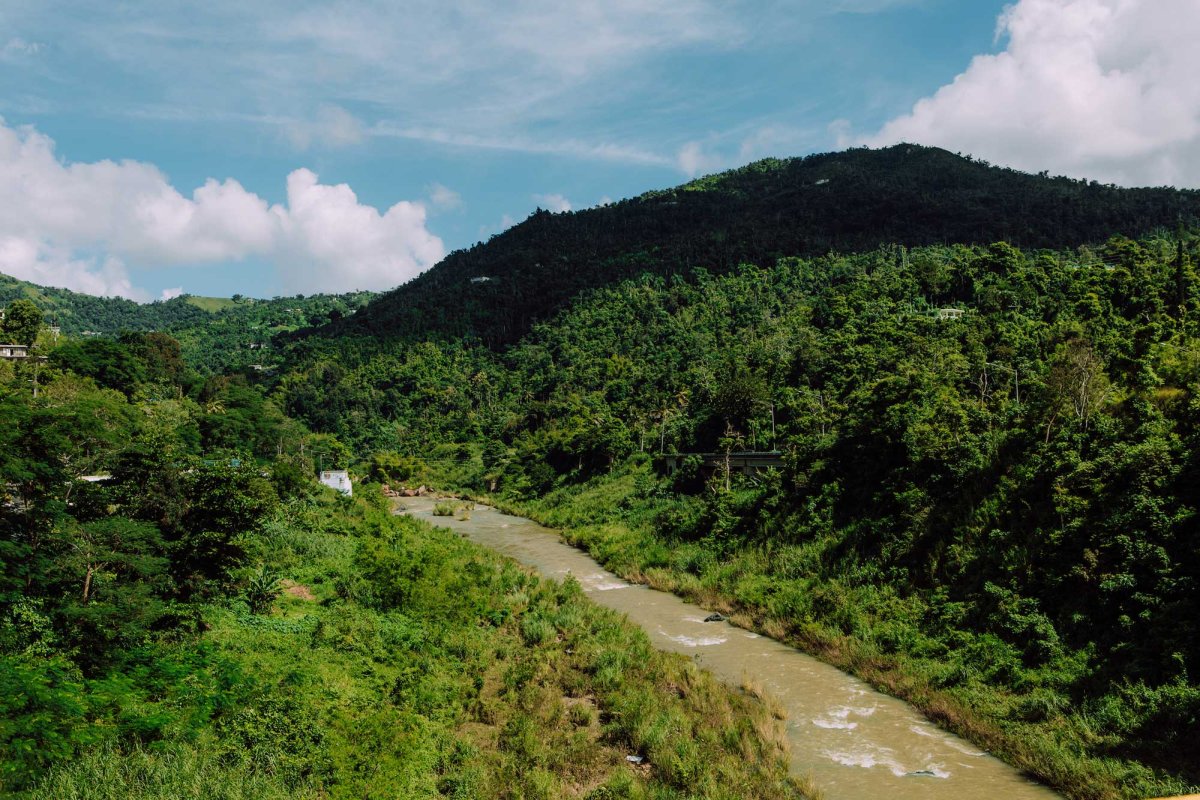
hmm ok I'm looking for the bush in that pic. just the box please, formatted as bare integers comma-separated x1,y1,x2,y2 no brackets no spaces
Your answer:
0,656,92,791
243,566,282,615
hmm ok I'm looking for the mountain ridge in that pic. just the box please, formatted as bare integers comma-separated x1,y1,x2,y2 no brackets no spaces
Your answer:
336,144,1200,346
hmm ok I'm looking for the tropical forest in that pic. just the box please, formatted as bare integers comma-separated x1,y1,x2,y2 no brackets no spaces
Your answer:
3,145,1200,800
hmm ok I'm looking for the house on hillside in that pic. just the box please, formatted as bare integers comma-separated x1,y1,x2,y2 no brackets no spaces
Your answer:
657,451,784,477
320,470,353,496
0,344,29,360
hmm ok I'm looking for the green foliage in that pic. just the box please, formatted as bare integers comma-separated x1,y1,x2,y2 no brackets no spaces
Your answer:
51,340,147,394
24,743,321,800
2,386,800,800
431,500,465,517
330,144,1200,348
367,451,422,484
0,656,90,790
272,228,1200,796
0,271,376,375
243,565,282,615
1,299,44,346
15,149,1200,797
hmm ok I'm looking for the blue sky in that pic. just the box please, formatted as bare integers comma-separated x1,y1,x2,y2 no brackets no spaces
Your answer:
1,1,1196,300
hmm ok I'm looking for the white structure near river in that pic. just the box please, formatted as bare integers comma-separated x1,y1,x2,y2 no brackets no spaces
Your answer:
319,470,352,496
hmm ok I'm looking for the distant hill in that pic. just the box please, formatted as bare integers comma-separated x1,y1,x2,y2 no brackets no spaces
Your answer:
0,274,376,373
0,274,212,335
183,296,241,313
340,144,1200,346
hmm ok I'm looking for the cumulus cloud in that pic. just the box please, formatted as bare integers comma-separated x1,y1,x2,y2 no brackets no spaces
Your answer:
278,169,443,293
533,193,572,213
0,120,444,298
865,0,1200,188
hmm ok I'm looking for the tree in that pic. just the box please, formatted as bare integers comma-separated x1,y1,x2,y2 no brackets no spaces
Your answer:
49,339,146,395
1,299,43,346
61,517,167,603
1044,339,1111,439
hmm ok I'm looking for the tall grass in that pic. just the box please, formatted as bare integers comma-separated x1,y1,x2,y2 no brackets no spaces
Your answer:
26,743,319,800
20,491,807,800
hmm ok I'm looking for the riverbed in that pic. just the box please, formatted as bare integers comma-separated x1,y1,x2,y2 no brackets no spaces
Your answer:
400,497,1060,800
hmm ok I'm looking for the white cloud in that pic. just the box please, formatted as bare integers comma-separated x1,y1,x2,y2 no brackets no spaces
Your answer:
0,236,145,299
2,37,42,60
428,183,463,211
372,124,675,168
5,2,727,149
3,1,748,167
677,142,714,177
160,287,183,301
1,1,980,176
0,120,444,298
477,213,518,241
284,104,365,151
828,119,853,149
864,0,1200,188
278,168,443,293
533,193,572,213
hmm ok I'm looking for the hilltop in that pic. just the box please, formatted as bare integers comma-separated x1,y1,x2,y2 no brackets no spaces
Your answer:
338,144,1200,346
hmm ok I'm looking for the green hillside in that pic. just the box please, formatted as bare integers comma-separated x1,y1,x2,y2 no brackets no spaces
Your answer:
0,274,376,374
337,144,1200,347
8,144,1200,799
0,273,211,335
280,235,1200,799
269,147,1200,799
184,296,240,313
0,299,797,797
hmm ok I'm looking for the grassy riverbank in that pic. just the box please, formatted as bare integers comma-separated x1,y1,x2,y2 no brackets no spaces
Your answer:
479,461,1198,800
12,489,804,799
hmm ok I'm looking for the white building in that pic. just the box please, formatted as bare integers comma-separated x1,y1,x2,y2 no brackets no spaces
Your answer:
319,469,353,496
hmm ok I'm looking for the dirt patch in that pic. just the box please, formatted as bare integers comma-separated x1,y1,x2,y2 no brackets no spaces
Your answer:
280,580,316,601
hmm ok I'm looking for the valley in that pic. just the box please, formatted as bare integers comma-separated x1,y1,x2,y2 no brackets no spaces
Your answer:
4,148,1200,799
403,496,1060,800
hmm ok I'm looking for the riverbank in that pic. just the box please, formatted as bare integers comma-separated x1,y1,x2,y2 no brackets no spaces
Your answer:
402,495,1060,800
17,490,804,799
466,465,1196,800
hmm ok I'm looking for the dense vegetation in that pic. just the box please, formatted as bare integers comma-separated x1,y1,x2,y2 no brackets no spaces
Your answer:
0,272,375,374
275,230,1200,799
0,321,800,798
12,146,1200,799
338,144,1200,347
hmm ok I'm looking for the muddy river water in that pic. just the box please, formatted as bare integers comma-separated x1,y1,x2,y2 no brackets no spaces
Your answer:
400,497,1060,800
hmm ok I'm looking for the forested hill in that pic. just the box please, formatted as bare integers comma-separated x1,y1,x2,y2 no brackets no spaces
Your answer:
0,272,376,373
0,272,212,334
0,272,374,339
339,143,1200,346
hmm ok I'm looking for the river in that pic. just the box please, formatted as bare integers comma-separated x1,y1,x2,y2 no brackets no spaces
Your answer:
400,497,1060,800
